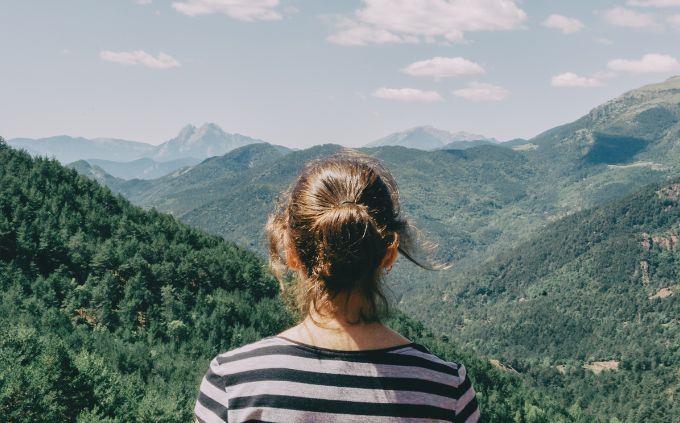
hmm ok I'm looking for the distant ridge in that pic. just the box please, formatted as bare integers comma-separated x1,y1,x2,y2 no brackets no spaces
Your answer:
85,157,200,180
9,123,268,178
366,126,496,150
8,136,154,163
150,123,266,162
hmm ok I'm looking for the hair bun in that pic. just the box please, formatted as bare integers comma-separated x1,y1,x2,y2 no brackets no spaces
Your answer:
265,149,445,323
311,200,387,290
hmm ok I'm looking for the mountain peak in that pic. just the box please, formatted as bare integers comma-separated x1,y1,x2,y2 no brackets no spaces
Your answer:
366,126,493,150
151,123,265,161
195,122,226,139
178,124,197,139
199,122,223,131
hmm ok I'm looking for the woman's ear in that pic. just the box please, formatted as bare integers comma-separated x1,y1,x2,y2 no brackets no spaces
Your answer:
380,233,399,270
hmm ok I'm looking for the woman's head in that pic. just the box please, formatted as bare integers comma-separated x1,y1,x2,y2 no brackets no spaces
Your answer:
266,149,439,323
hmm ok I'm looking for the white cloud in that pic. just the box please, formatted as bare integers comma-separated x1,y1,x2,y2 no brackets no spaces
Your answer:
327,18,417,45
628,0,680,6
607,53,680,73
402,57,485,79
602,7,658,28
551,72,602,88
372,87,443,102
328,0,527,45
542,14,584,34
135,0,153,5
100,50,180,69
452,82,508,102
172,0,281,21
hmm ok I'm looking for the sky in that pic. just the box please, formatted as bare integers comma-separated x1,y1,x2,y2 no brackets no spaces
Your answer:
1,0,680,148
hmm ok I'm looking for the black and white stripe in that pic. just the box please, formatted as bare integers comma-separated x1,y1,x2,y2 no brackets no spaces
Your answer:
195,336,479,423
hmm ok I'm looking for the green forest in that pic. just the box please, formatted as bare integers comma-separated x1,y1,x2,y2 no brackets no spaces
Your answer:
0,139,589,421
410,181,680,422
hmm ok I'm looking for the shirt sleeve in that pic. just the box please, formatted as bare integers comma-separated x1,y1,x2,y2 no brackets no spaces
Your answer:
194,356,230,423
454,364,480,423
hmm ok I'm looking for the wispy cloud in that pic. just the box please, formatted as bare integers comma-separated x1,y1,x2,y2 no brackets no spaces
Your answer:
551,72,602,88
452,82,508,102
607,53,680,73
402,57,485,79
327,18,417,46
542,14,584,34
372,87,443,102
100,50,180,69
172,0,281,21
602,7,658,28
328,0,526,45
134,0,153,5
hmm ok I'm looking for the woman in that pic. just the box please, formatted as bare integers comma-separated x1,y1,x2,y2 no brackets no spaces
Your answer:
195,150,479,422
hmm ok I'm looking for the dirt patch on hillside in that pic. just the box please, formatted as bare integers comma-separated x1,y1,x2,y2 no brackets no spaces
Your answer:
511,143,538,151
489,359,519,375
642,230,679,251
583,360,619,374
639,260,650,285
649,287,673,300
608,161,665,170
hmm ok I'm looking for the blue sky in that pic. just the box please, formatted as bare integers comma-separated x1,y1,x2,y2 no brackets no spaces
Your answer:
1,0,679,148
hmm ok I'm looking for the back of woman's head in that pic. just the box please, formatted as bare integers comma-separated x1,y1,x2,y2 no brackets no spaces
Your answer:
266,149,440,323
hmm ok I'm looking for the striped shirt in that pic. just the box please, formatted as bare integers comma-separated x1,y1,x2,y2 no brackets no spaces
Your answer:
194,336,479,422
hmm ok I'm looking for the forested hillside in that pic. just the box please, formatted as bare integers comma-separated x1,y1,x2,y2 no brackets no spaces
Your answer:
0,138,289,421
0,139,581,421
409,181,680,422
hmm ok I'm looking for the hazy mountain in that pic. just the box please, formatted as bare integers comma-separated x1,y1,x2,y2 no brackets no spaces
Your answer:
84,157,200,180
7,135,154,163
150,123,266,162
67,160,125,190
7,123,268,166
365,126,496,150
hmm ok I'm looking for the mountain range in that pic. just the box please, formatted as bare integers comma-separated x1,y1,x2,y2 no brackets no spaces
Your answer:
78,76,680,261
7,123,265,178
10,123,502,180
66,75,680,421
7,135,155,164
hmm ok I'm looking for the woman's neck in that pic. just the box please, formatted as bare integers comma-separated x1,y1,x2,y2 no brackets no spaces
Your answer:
278,312,411,351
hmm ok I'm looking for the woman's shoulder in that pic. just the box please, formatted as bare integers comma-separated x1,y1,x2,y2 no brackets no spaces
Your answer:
396,342,470,386
211,336,289,364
